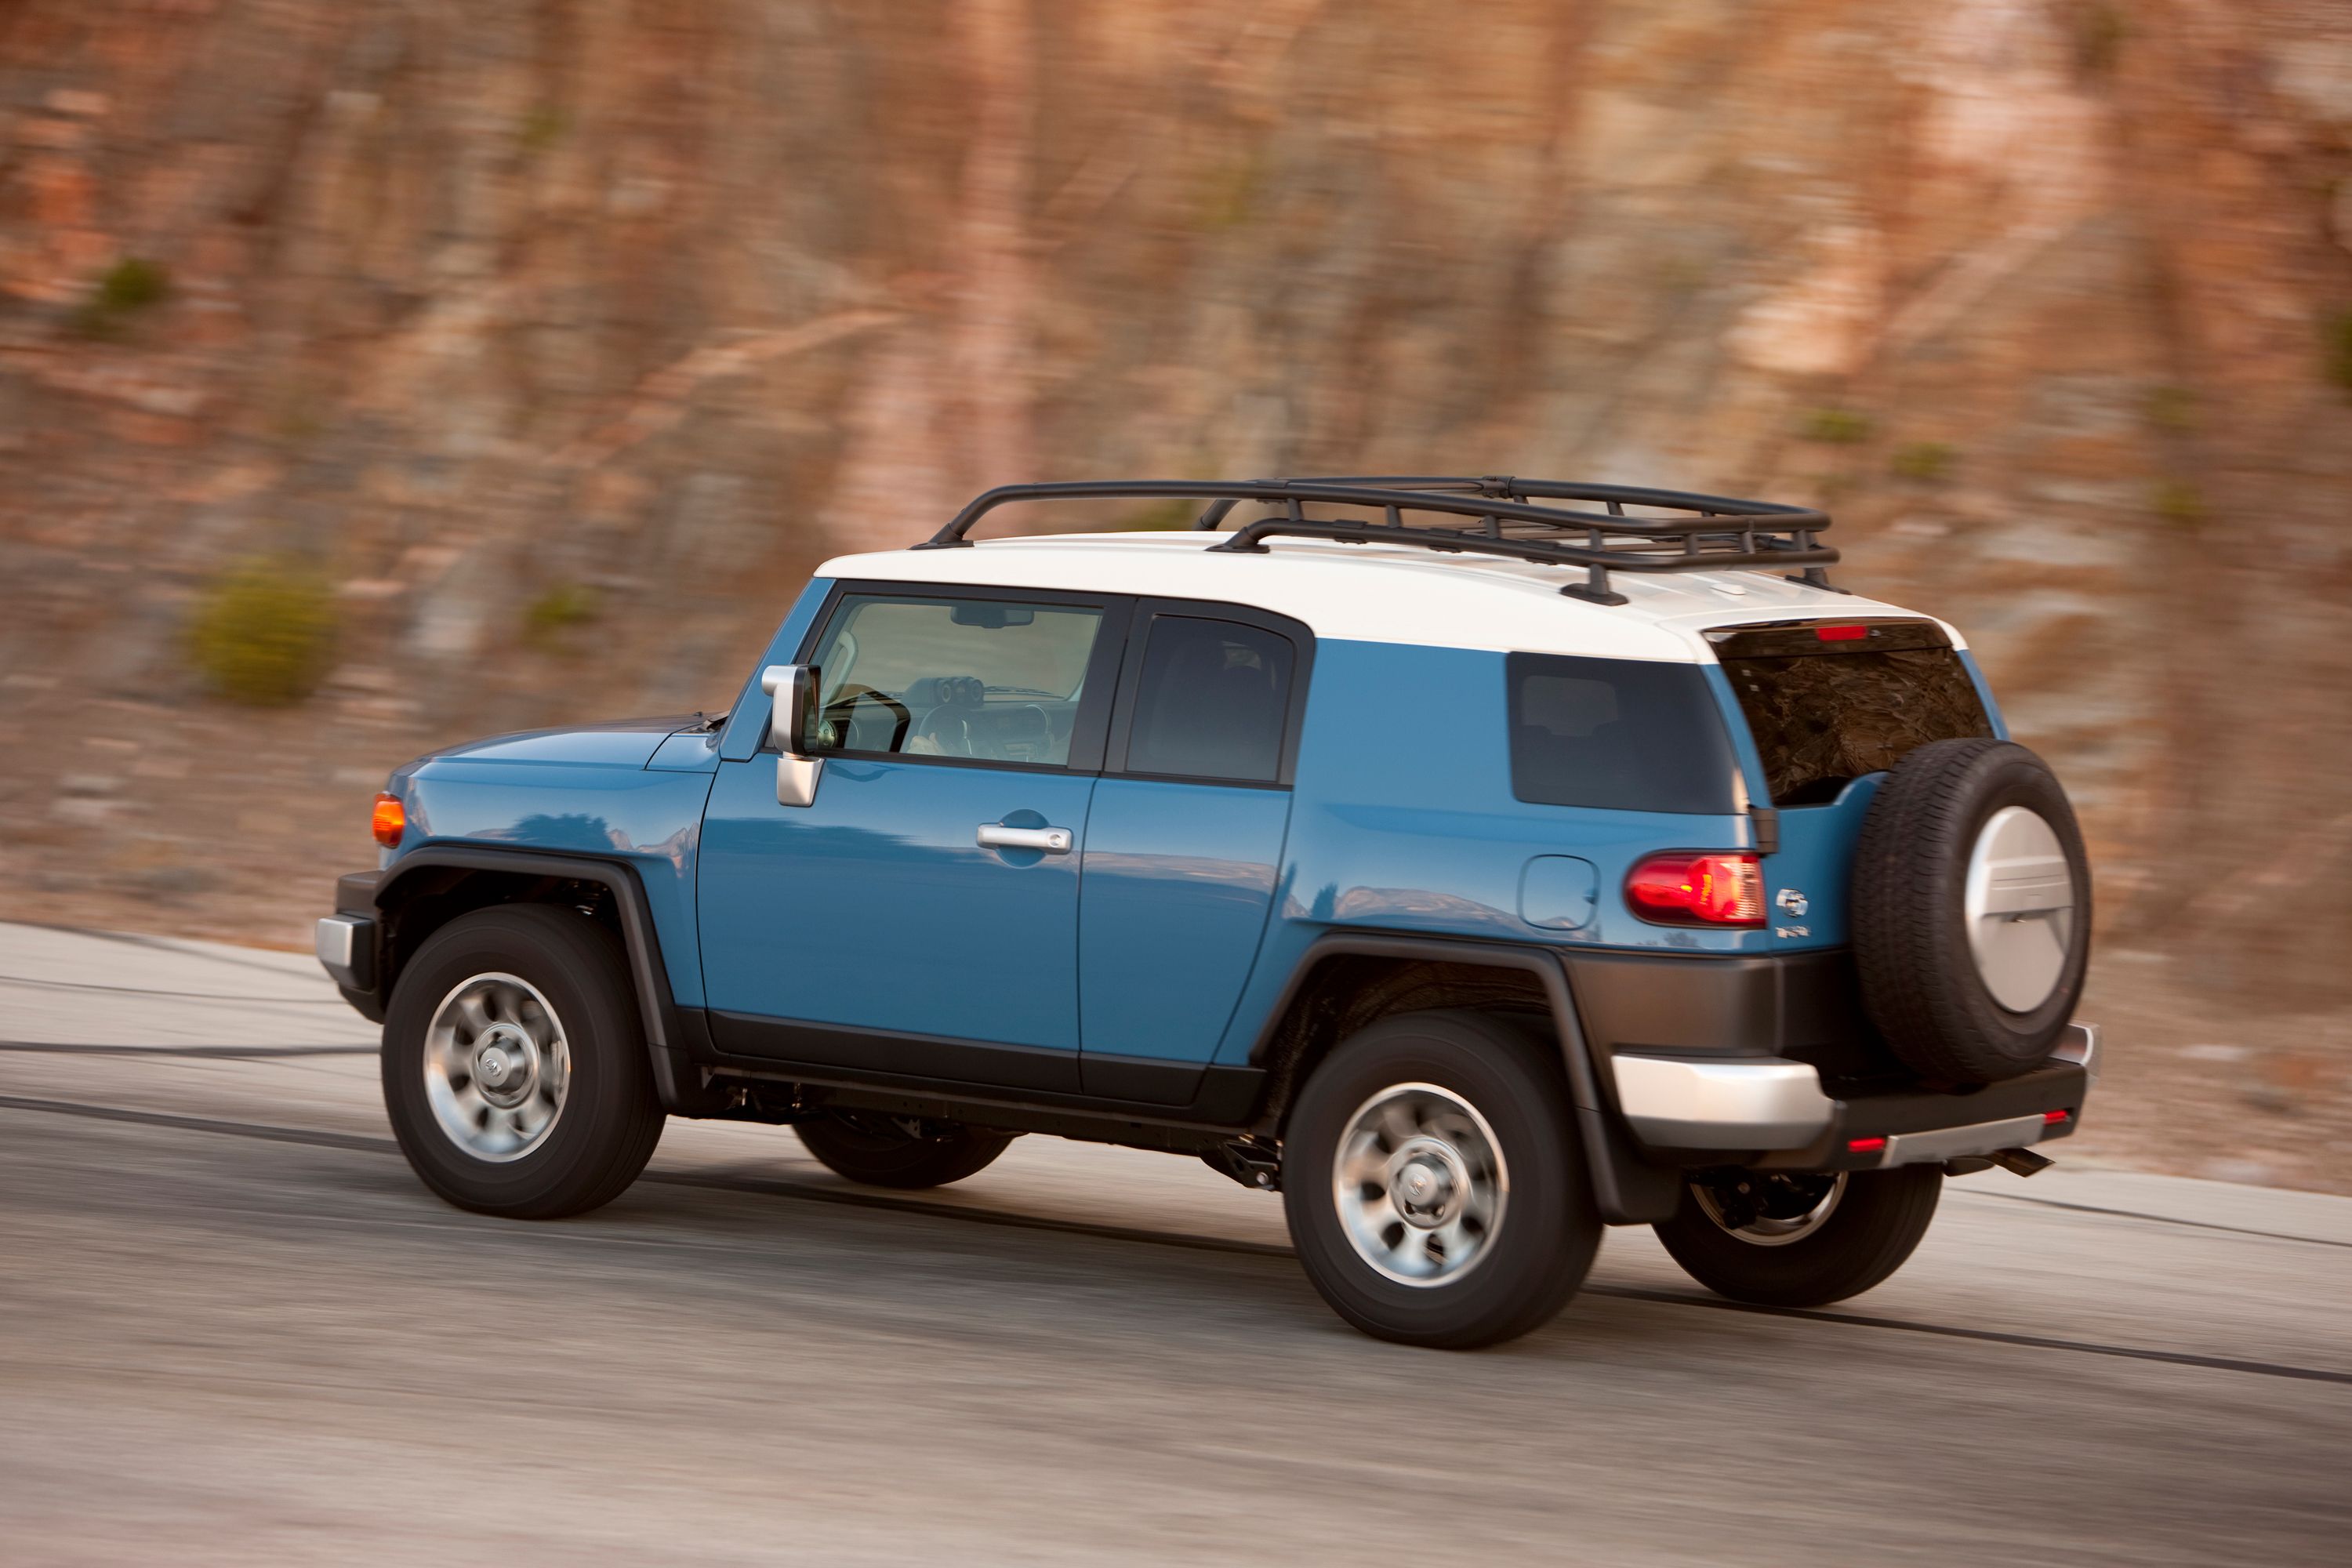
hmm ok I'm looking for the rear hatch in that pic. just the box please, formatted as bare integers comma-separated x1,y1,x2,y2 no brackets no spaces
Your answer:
1705,618,1993,807
1706,618,1997,1085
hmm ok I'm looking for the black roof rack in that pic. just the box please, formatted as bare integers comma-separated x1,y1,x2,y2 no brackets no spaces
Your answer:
914,475,1838,605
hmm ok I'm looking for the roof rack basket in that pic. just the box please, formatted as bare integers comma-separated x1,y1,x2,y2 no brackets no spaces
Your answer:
914,475,1838,604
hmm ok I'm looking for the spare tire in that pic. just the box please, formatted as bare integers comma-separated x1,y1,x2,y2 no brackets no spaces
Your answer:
1850,737,2091,1083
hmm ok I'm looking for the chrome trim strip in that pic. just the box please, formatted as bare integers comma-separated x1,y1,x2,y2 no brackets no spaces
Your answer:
1878,1113,2049,1170
2051,1021,2100,1083
314,913,374,992
1611,1054,1835,1150
976,824,1073,855
776,753,823,808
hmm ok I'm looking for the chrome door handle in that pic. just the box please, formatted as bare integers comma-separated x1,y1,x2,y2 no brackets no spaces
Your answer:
977,824,1073,854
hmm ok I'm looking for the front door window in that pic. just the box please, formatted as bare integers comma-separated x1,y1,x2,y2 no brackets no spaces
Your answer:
807,595,1105,767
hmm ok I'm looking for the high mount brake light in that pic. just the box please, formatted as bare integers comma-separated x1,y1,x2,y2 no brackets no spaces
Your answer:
371,792,405,849
1624,851,1764,927
1814,624,1869,641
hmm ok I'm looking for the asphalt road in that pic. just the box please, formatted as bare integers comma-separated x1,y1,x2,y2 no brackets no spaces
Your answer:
2,920,2347,1566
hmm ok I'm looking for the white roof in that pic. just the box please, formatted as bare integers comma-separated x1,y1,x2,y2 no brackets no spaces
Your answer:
816,532,1960,663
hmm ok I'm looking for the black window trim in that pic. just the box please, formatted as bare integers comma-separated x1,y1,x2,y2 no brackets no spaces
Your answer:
1102,598,1316,791
788,579,1135,776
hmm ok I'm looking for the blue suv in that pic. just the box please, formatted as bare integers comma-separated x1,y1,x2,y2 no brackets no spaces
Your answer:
318,477,2098,1348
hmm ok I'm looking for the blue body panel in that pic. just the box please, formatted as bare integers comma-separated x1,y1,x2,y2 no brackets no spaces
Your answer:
697,755,1098,1050
1519,857,1599,931
1209,640,1772,1065
647,730,721,773
1077,778,1291,1087
376,582,2009,1084
1958,648,2009,738
387,734,720,1006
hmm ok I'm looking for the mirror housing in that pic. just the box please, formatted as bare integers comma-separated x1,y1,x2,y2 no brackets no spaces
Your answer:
758,664,822,808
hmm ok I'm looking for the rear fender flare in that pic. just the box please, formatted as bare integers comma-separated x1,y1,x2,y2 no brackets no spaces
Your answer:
1247,932,1680,1225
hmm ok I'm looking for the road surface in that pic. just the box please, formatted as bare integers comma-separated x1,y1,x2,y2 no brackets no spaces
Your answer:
2,919,2347,1566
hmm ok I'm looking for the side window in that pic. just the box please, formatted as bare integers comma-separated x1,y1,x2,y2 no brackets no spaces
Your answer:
1506,653,1740,815
1123,615,1296,785
806,595,1105,767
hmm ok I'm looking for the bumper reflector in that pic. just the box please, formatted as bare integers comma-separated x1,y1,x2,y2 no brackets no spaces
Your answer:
1846,1136,1888,1153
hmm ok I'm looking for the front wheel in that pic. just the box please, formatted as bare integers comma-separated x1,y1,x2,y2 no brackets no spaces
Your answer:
1283,1011,1600,1349
1653,1165,1942,1307
381,905,665,1220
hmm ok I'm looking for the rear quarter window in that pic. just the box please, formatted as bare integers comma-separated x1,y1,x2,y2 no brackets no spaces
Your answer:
1506,653,1741,815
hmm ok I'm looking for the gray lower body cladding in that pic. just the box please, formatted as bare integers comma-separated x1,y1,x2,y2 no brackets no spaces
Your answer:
1561,946,1899,1087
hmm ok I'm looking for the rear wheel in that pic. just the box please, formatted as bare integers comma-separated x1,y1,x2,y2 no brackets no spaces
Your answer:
795,1112,1014,1189
381,905,665,1219
1653,1166,1942,1307
1283,1011,1599,1348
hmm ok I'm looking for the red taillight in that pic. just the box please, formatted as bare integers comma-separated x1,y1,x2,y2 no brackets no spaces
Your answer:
1814,624,1868,641
1847,1136,1888,1154
2043,1109,2071,1124
371,792,405,848
1624,851,1765,927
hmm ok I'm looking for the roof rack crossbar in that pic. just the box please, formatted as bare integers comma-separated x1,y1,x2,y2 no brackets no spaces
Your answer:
913,477,1837,597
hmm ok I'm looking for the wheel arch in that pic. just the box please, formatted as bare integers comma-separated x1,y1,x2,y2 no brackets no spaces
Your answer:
1245,932,1681,1225
368,847,712,1113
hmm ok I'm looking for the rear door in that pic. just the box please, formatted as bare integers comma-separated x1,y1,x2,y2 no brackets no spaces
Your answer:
698,585,1127,1091
1077,602,1309,1104
1707,617,1997,946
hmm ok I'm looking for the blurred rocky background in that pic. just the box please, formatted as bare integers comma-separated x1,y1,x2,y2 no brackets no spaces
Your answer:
2,1,2347,1185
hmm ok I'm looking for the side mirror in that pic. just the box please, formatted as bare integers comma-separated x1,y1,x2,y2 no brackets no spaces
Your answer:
758,664,822,808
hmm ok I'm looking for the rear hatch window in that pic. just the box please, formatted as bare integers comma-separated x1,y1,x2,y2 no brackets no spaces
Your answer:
1507,653,1741,815
1708,619,1992,806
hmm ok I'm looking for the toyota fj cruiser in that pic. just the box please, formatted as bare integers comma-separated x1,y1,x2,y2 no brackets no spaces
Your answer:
318,477,2097,1348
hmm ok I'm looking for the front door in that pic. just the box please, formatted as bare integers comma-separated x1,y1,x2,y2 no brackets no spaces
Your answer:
697,586,1127,1093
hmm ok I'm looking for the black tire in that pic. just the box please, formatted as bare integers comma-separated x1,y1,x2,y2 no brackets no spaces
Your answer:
381,905,665,1220
794,1112,1015,1189
1283,1011,1599,1349
1653,1166,1942,1307
1851,736,2092,1083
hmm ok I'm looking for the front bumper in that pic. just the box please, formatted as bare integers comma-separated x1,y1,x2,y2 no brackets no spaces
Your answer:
1613,1022,2100,1170
315,913,376,993
316,869,386,1005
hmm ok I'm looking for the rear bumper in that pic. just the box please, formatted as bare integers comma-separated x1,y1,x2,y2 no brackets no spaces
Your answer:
1613,1022,2099,1168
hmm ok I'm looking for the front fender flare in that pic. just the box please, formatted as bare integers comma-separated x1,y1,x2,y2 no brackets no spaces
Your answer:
367,846,715,1114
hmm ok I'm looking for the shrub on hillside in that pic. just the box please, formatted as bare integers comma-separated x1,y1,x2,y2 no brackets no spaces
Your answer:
191,557,338,705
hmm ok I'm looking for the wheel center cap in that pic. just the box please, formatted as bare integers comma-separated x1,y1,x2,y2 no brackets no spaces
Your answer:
1389,1142,1462,1229
472,1025,535,1105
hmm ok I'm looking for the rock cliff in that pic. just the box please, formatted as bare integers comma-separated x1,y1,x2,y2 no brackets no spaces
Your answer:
3,0,2350,1042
